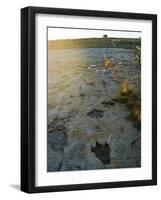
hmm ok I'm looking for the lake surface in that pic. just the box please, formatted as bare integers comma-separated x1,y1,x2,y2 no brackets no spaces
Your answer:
47,48,141,172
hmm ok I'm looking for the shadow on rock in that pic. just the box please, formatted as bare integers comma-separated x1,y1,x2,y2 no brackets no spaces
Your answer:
87,109,104,118
91,142,110,165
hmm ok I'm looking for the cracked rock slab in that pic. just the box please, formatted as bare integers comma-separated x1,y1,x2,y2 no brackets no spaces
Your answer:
47,145,63,172
48,131,67,152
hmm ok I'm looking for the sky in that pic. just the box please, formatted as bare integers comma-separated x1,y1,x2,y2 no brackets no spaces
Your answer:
48,27,141,40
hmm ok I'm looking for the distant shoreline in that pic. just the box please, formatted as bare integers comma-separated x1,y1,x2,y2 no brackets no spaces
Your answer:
48,37,141,50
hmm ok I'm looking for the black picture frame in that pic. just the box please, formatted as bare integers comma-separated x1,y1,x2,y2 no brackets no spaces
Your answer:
21,6,157,193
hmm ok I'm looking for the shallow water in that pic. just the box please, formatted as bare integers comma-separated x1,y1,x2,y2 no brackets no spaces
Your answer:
47,48,141,172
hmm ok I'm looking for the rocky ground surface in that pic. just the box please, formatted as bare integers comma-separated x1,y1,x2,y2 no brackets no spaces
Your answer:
47,48,141,172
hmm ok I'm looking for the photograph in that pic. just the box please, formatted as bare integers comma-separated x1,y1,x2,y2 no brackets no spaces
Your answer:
21,6,157,193
47,27,141,172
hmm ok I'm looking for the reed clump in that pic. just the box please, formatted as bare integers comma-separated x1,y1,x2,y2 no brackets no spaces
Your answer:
102,56,115,69
113,81,141,129
104,54,141,129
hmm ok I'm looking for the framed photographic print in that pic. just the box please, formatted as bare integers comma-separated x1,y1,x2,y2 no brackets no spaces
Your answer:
21,6,157,193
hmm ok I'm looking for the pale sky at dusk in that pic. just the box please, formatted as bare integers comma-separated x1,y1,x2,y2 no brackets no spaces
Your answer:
48,27,141,40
